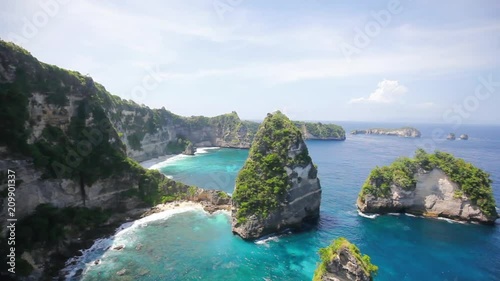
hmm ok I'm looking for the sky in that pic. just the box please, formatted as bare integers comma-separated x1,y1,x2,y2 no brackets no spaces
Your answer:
0,0,499,124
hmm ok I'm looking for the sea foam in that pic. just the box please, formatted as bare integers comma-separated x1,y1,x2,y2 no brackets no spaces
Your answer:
357,210,379,219
195,147,220,154
63,204,205,280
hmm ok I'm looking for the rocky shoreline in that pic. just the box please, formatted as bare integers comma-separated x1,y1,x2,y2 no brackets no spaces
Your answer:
59,198,231,280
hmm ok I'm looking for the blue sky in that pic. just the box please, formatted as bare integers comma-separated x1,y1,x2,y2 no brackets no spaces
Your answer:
1,0,499,123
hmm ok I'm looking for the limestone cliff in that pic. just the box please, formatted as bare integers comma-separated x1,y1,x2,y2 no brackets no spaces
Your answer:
104,100,257,161
0,41,232,279
313,238,377,281
231,112,321,240
351,127,421,138
357,149,498,224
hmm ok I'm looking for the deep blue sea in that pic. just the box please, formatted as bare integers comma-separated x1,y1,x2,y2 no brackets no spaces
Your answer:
67,122,500,281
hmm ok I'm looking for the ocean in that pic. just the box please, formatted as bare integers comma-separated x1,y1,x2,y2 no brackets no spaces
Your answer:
65,122,500,281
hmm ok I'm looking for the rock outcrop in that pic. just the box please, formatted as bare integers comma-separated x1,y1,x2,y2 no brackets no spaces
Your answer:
447,133,456,140
231,112,321,240
295,122,346,141
183,142,196,155
357,149,498,224
460,134,469,140
313,238,377,281
351,127,421,138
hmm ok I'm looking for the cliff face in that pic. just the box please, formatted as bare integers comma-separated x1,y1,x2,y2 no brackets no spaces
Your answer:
313,238,377,281
351,127,421,138
357,150,497,224
104,99,256,161
111,107,345,162
0,40,236,222
0,41,237,279
231,112,321,240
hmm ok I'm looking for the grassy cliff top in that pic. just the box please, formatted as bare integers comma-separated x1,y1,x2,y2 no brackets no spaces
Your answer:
313,237,378,281
233,111,314,222
294,121,346,139
359,149,497,217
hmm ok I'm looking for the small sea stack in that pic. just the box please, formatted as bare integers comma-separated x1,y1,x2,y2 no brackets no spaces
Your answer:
231,111,322,240
447,133,456,140
357,149,498,224
313,237,378,281
460,134,469,140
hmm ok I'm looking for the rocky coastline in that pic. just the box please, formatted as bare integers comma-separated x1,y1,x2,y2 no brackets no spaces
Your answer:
48,191,231,281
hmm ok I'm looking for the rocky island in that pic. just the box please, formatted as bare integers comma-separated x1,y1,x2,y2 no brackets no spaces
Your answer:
351,127,421,138
313,237,378,281
231,111,322,240
357,149,498,224
460,134,469,140
447,133,456,140
295,121,346,141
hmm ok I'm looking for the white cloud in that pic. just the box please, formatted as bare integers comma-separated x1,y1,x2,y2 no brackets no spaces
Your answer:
349,80,408,104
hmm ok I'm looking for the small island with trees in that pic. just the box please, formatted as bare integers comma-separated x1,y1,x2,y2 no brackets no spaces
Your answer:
357,149,497,223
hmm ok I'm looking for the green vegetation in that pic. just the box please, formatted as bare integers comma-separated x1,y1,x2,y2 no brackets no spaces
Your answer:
0,40,201,207
127,132,145,151
360,149,497,217
119,159,197,205
166,136,192,154
217,190,230,199
313,237,378,281
294,121,346,140
13,204,111,252
233,112,313,223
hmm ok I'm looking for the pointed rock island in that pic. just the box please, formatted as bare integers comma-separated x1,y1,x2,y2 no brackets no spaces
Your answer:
231,111,322,240
357,149,498,224
313,238,378,281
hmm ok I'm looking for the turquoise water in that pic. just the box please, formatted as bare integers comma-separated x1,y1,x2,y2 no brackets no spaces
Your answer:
69,123,500,281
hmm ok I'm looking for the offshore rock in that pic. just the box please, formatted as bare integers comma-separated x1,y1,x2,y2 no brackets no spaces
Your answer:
231,112,321,240
351,127,421,138
313,238,377,281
